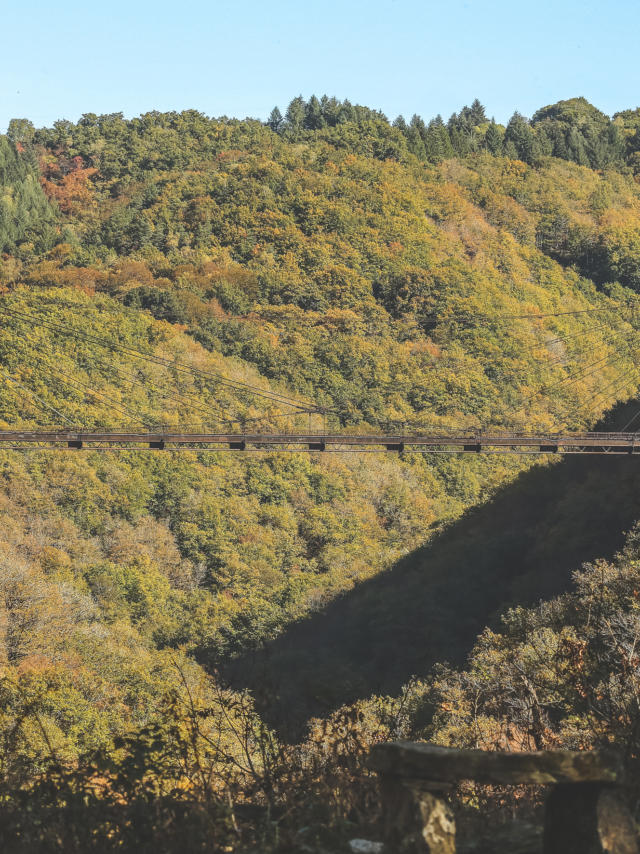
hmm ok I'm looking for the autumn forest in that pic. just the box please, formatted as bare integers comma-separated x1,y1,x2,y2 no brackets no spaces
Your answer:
1,94,640,851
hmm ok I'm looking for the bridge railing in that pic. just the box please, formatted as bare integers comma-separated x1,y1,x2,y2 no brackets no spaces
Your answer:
366,741,637,854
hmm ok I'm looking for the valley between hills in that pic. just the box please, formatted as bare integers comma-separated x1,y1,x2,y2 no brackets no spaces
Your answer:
1,95,640,850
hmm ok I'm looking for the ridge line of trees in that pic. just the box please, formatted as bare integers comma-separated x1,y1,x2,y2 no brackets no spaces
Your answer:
266,94,640,171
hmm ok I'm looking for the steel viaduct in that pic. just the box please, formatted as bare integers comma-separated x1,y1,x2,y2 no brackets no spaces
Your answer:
2,430,640,454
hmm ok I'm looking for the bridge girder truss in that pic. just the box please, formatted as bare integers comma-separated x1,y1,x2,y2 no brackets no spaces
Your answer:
0,431,639,455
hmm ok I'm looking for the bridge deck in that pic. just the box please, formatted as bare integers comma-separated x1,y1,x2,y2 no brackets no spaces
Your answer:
0,431,639,453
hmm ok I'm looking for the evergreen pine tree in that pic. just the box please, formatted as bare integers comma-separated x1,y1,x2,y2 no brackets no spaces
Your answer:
484,120,503,155
406,115,426,159
504,139,518,159
267,107,283,133
567,126,588,165
435,116,455,160
304,96,325,130
321,96,342,126
285,96,306,136
0,136,57,254
449,126,470,156
504,112,540,164
469,98,487,126
535,125,554,157
338,99,355,124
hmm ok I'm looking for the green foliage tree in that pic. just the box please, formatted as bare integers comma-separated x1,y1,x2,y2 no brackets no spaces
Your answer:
504,111,541,164
267,106,283,133
483,120,503,154
0,135,58,255
285,95,306,136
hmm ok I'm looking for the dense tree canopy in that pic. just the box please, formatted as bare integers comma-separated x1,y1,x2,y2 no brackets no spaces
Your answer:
0,135,57,255
1,92,640,850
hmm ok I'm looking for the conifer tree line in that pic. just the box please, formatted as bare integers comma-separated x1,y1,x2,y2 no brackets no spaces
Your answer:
0,134,57,255
2,93,639,259
268,94,640,171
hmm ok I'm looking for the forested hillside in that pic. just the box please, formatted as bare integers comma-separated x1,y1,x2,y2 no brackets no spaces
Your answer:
1,95,640,851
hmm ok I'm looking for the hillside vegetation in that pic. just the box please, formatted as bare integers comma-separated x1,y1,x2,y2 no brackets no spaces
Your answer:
1,96,640,850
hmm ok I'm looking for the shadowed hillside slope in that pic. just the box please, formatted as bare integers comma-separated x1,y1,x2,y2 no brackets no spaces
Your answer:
229,404,640,735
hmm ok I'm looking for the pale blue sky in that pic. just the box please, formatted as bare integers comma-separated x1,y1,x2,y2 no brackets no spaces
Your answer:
2,0,639,132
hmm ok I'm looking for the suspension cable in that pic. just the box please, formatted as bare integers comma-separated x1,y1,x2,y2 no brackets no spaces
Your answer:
0,367,76,427
0,303,318,413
